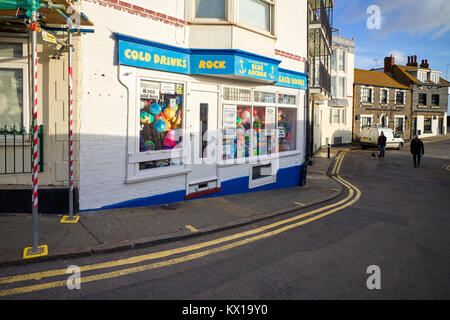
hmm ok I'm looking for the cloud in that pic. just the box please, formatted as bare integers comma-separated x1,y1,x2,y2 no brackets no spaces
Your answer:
336,0,450,39
386,50,407,65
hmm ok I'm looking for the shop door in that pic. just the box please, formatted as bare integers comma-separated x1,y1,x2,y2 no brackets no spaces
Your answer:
186,90,218,196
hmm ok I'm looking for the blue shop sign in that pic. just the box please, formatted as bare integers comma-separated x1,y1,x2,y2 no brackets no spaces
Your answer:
118,39,190,74
276,69,308,90
115,33,307,89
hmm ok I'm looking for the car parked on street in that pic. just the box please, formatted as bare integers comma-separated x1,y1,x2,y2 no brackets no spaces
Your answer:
360,127,405,150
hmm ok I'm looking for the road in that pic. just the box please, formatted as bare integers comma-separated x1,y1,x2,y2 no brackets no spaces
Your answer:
1,138,449,301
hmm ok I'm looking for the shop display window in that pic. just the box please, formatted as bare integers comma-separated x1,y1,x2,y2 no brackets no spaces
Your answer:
139,80,184,170
278,108,297,152
278,94,296,105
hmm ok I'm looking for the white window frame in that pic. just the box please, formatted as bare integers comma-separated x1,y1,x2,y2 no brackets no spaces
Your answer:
338,76,346,99
190,0,229,23
120,67,191,184
380,88,389,105
394,115,405,133
361,86,373,104
0,36,30,133
360,114,373,131
189,0,276,37
329,108,345,125
220,86,300,167
338,50,345,72
395,89,406,105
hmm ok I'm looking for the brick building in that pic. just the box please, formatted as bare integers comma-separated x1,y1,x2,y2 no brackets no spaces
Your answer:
388,56,448,138
353,68,412,142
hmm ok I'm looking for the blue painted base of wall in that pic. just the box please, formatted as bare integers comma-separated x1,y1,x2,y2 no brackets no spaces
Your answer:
82,164,306,212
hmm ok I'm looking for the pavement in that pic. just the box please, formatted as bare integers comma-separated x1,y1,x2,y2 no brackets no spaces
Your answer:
0,154,344,267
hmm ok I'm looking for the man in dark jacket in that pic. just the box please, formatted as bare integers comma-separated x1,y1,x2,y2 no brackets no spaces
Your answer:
377,131,387,160
410,135,424,168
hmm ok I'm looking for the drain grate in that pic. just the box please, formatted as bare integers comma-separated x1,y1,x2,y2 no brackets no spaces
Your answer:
160,203,181,211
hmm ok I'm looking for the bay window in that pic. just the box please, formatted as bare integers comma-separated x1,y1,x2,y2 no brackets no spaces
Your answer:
195,0,226,19
0,39,28,132
192,0,275,35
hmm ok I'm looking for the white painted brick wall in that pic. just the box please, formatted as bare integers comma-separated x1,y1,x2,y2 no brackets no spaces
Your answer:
78,0,306,211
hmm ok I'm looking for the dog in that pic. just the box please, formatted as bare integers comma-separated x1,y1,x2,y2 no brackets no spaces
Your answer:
371,152,381,160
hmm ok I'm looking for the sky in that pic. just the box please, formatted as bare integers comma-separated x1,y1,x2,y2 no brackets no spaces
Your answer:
333,0,450,80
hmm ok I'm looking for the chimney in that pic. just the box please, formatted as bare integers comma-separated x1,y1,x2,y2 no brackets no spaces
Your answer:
413,55,418,67
407,56,411,65
384,55,395,73
424,59,429,69
420,59,426,68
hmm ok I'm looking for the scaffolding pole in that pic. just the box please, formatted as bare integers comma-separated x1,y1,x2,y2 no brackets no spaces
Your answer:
23,10,48,259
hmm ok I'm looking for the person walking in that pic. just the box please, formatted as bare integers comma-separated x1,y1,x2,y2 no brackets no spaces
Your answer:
410,135,424,168
377,131,387,160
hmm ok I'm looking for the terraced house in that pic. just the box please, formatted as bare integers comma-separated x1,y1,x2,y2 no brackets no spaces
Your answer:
389,55,449,138
353,66,412,143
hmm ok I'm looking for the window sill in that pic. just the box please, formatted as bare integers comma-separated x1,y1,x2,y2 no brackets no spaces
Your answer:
219,151,301,167
126,167,190,184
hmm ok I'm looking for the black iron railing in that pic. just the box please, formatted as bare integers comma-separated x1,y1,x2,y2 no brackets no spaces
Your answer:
0,125,44,175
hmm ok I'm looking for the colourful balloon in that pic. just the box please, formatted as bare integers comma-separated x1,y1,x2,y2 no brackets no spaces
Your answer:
143,140,155,151
154,118,166,132
164,107,176,120
140,111,150,124
150,103,162,115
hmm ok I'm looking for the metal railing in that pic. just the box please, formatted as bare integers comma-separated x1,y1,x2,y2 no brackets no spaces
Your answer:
0,125,44,175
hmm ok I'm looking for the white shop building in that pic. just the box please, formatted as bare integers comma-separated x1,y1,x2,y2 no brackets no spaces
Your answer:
78,0,309,211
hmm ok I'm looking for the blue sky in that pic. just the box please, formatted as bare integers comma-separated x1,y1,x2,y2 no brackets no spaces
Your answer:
333,0,450,80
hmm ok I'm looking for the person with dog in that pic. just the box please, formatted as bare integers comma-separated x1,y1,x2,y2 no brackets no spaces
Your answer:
377,131,387,160
410,135,424,168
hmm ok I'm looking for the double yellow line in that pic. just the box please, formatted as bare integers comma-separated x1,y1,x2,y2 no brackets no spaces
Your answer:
0,152,359,297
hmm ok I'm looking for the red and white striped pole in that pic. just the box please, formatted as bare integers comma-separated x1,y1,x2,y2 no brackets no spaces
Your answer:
61,29,78,224
29,10,41,256
68,30,74,219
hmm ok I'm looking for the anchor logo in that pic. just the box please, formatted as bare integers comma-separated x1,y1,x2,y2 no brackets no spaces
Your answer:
269,66,276,79
239,59,247,74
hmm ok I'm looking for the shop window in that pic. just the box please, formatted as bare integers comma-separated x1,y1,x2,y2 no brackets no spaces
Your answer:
423,118,432,133
139,80,184,170
223,87,251,102
195,0,226,19
278,108,296,152
238,0,272,33
254,91,276,103
278,94,296,105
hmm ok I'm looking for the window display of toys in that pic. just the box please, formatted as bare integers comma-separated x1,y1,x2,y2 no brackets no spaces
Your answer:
236,135,245,158
171,111,182,129
164,107,177,121
142,140,155,151
162,129,180,149
150,102,162,115
154,116,167,132
140,111,151,124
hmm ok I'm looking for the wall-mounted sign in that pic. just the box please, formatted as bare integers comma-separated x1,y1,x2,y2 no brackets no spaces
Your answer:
275,69,308,90
118,40,190,74
116,34,307,90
